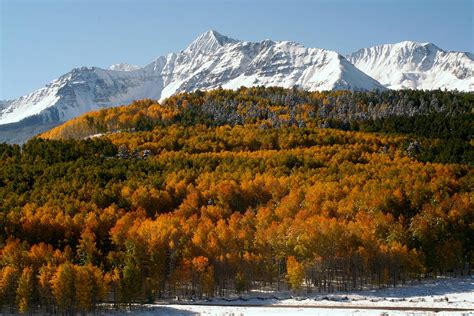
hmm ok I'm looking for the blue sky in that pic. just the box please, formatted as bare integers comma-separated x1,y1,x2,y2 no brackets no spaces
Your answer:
1,0,472,100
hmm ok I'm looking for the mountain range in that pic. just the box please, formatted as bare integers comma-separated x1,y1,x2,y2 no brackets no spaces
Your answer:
0,30,472,143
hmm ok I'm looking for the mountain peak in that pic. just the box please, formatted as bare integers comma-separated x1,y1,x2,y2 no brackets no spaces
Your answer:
396,40,425,46
205,30,234,45
186,30,238,55
109,63,142,71
348,41,472,91
394,40,442,51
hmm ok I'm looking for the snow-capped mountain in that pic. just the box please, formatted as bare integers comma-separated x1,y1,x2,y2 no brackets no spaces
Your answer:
0,30,383,128
1,31,472,144
0,66,163,125
347,41,474,91
156,31,385,100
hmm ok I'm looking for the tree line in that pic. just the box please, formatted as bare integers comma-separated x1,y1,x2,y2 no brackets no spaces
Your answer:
41,87,473,164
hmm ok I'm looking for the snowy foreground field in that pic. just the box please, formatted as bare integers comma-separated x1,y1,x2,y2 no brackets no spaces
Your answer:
109,276,474,316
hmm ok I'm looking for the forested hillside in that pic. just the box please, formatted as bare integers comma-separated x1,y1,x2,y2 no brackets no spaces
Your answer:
0,87,473,313
42,87,473,164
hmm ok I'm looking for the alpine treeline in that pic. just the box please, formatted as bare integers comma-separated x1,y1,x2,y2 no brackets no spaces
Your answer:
41,87,473,164
0,87,473,313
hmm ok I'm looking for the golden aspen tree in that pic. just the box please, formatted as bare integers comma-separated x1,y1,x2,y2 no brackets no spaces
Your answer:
16,266,35,313
75,265,93,312
287,256,304,291
0,266,19,312
38,264,56,313
77,226,102,265
202,266,215,298
50,263,76,313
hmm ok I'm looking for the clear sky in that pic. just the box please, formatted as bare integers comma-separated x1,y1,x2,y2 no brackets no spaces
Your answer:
0,0,472,100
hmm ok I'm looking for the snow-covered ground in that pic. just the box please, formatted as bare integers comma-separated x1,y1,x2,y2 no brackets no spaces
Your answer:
107,276,474,315
108,305,473,315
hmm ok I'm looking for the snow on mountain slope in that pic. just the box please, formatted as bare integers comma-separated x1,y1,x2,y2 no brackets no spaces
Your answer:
0,66,163,125
347,41,474,91
0,30,384,128
109,63,142,71
155,31,385,99
158,37,384,100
